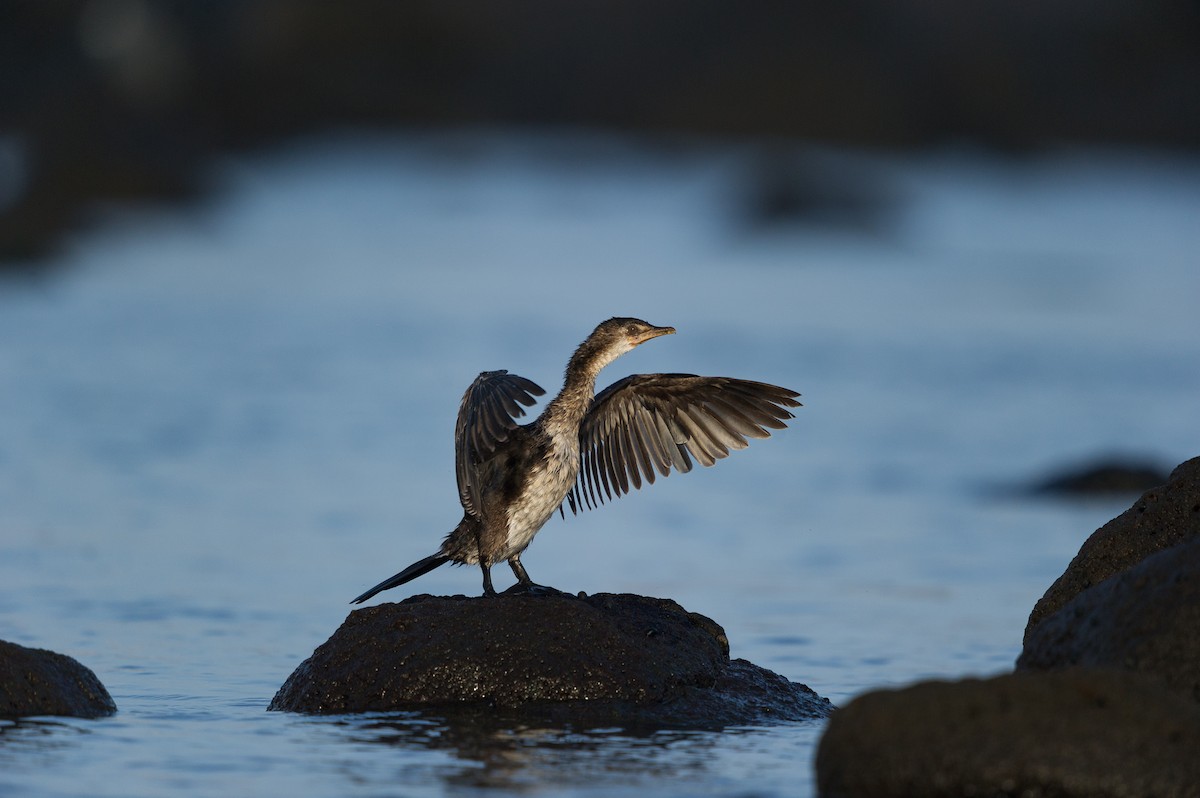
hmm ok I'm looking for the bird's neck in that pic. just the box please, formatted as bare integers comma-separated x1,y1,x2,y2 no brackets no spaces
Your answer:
541,344,610,437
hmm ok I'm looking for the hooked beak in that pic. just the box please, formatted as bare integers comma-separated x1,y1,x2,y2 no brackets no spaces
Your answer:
632,325,676,345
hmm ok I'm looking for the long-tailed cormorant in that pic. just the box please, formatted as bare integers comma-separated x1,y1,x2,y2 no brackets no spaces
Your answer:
351,317,800,602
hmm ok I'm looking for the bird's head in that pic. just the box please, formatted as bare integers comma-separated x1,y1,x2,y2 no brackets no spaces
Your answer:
571,317,675,374
601,317,676,349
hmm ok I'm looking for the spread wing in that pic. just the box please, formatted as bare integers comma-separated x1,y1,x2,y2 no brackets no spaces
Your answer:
455,370,545,517
566,374,801,513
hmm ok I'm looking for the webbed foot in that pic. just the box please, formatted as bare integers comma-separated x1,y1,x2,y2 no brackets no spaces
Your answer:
501,582,569,597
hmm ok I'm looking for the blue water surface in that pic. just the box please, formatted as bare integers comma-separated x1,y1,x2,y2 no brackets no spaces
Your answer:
1,132,1198,797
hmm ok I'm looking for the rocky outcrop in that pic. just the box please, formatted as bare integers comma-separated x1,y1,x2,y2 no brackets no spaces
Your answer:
816,669,1200,798
269,591,831,725
1023,456,1200,641
1018,537,1200,700
816,455,1200,797
0,640,116,719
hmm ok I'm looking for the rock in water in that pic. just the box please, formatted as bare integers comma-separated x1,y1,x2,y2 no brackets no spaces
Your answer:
269,591,831,725
1018,537,1200,700
814,455,1200,797
1024,455,1200,641
1026,458,1170,497
0,640,116,719
815,669,1200,798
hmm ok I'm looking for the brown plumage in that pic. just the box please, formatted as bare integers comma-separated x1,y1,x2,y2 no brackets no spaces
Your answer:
351,317,800,602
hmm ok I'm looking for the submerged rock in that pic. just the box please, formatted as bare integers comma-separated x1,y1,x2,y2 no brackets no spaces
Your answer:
815,668,1200,798
269,591,831,725
1024,456,1200,640
0,640,116,719
1022,457,1169,498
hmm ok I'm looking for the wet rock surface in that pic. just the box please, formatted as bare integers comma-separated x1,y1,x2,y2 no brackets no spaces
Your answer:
269,591,830,725
815,669,1200,798
0,639,116,719
1023,456,1200,640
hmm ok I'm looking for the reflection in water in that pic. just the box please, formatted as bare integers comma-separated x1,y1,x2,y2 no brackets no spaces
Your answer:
0,718,93,778
316,710,819,792
0,718,83,745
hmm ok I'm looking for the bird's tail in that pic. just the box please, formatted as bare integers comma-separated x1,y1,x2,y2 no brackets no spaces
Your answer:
350,554,450,604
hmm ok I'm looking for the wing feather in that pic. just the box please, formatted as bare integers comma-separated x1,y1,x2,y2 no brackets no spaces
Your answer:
633,411,666,480
568,374,801,512
455,370,544,517
611,419,632,495
675,409,724,466
627,412,656,489
598,437,617,503
658,414,693,473
705,395,772,438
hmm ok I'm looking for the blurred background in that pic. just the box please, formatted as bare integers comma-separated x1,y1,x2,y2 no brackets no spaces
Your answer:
2,0,1198,261
1,3,1198,797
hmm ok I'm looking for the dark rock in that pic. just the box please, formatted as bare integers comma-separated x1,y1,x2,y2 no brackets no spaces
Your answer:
815,668,1200,798
0,640,117,719
1018,537,1200,701
269,592,831,725
814,457,1200,797
1027,457,1170,497
738,149,896,233
1024,456,1200,642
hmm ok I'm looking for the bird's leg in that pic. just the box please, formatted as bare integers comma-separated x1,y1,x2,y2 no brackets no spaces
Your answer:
474,525,497,597
508,554,563,596
509,554,536,588
480,561,497,597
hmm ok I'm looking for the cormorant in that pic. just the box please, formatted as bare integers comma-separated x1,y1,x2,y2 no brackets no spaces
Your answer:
351,317,800,602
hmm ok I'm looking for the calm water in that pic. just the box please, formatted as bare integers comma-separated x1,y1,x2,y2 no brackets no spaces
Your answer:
2,133,1198,797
